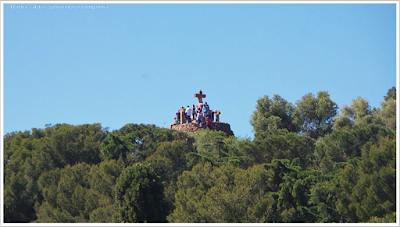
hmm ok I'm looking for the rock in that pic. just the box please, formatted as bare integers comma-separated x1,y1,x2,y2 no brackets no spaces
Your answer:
170,122,234,137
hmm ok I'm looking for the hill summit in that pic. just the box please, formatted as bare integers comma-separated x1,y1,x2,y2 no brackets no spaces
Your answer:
169,90,234,137
169,121,234,136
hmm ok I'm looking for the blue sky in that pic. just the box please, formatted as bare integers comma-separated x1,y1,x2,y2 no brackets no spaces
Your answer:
2,2,397,139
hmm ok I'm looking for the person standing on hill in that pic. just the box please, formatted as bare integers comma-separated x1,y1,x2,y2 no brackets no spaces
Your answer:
202,104,207,118
206,103,211,118
192,105,196,120
186,106,192,122
175,111,180,123
196,109,202,125
205,116,212,129
196,107,201,117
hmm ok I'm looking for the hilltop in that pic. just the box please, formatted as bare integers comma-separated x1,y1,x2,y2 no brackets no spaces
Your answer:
169,121,234,137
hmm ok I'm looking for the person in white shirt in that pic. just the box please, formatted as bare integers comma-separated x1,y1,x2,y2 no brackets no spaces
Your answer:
186,106,192,122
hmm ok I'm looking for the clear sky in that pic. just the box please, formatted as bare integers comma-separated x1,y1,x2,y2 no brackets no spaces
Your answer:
2,2,397,139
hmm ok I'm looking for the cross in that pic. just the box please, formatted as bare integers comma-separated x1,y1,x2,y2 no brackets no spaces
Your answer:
178,106,186,124
194,90,206,104
215,110,221,122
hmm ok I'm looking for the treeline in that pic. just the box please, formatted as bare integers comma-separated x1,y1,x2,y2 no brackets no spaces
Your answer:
3,87,396,223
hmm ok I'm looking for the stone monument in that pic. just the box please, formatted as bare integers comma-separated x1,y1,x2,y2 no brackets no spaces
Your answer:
215,110,221,122
194,90,206,109
178,106,186,125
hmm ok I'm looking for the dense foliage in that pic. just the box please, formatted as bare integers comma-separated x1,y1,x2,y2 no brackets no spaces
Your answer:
3,88,396,223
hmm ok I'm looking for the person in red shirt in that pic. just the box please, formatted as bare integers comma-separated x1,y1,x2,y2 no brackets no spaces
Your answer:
205,116,212,129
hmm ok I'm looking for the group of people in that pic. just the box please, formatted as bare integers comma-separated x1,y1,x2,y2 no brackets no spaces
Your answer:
174,102,214,128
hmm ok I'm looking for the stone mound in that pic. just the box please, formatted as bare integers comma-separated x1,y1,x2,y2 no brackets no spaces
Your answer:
169,122,234,137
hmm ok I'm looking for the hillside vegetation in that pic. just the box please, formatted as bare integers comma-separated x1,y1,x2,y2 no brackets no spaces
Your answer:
3,88,396,223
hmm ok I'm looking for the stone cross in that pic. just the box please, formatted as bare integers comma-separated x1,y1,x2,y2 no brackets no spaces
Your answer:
178,106,186,124
215,110,221,122
194,90,206,104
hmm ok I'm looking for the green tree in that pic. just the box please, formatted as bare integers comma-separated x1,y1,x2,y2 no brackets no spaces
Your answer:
170,159,323,223
36,160,124,223
314,124,395,174
103,123,194,163
380,98,396,131
193,129,228,161
168,162,277,223
384,86,396,101
309,174,341,223
33,201,78,223
89,205,116,223
113,164,169,223
35,163,92,222
333,96,384,129
296,91,338,139
4,171,36,223
349,97,373,125
86,159,125,222
48,123,103,167
3,131,18,143
99,133,134,164
143,140,193,205
250,94,301,134
333,105,355,129
335,87,397,131
143,154,175,204
248,129,315,170
151,140,192,174
365,212,396,223
334,136,396,222
3,130,45,223
263,159,322,223
186,130,252,169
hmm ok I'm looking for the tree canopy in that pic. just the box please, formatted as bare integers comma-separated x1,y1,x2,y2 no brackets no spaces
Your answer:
3,87,396,223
